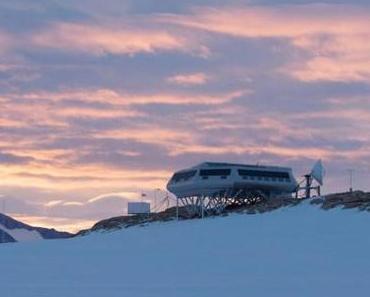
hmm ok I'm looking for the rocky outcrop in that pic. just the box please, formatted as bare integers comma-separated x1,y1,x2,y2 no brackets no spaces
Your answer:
311,191,370,211
77,206,189,235
78,191,370,235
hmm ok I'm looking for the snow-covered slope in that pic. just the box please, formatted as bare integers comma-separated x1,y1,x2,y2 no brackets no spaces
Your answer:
0,223,43,242
1,204,370,297
0,213,72,243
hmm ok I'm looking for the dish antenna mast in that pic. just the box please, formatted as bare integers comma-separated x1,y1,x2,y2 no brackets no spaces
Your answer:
296,160,325,199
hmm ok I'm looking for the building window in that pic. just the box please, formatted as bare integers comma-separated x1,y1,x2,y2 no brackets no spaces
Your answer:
238,169,290,181
171,170,197,183
200,169,232,176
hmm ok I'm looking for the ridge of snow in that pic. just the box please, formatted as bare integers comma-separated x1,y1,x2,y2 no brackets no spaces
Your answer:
1,204,370,297
0,224,43,242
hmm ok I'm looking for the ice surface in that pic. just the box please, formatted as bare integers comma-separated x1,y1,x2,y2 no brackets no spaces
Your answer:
1,204,370,297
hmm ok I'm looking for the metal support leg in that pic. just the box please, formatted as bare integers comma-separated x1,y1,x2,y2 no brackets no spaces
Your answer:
201,196,204,219
176,198,179,221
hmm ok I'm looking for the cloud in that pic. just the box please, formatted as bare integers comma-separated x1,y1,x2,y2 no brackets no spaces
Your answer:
57,105,141,119
87,192,137,203
45,200,63,207
0,196,40,215
11,215,95,233
0,195,119,232
0,152,34,165
32,22,207,57
0,31,13,53
5,88,246,106
2,84,369,194
0,190,159,232
162,4,370,83
287,34,370,82
167,72,209,85
95,126,195,147
0,163,170,191
162,5,369,38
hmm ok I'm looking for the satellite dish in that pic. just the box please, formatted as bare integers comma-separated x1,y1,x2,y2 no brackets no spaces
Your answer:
311,159,324,186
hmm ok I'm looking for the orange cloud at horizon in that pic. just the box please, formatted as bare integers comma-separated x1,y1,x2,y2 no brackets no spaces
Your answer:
11,214,96,233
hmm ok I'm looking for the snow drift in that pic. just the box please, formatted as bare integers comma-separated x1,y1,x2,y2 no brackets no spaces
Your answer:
1,202,370,297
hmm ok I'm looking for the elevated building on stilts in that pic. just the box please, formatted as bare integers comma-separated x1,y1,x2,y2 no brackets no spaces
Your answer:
167,162,298,217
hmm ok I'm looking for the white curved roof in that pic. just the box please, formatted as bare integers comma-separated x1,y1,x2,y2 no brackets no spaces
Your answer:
167,162,298,198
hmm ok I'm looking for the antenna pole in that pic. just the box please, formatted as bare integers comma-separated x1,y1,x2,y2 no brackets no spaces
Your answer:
347,169,354,193
154,189,157,212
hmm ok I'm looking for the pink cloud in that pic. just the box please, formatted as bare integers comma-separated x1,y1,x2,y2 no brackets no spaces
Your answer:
32,22,207,56
167,72,210,85
8,88,247,106
287,34,370,82
162,5,369,38
96,126,195,147
169,142,370,162
162,4,370,82
57,106,141,119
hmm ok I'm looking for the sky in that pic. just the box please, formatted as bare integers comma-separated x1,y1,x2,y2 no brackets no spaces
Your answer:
1,0,370,232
